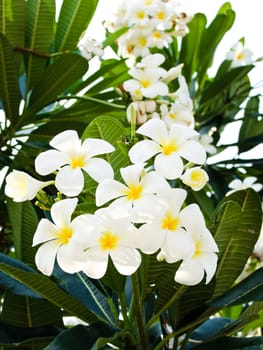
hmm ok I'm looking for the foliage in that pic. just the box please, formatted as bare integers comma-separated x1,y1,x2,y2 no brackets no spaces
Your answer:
0,0,262,349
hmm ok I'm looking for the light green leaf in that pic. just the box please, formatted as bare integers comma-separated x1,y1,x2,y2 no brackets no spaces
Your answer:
25,0,56,90
54,0,98,52
0,262,102,324
1,291,63,328
25,53,89,115
6,199,38,265
0,33,21,122
212,189,262,298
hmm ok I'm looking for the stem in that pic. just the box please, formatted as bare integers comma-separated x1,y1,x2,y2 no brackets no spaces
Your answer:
119,290,130,329
56,94,126,109
131,272,149,350
146,285,188,328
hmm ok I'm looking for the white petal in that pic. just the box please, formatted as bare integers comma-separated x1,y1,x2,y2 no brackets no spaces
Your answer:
160,188,187,214
178,140,206,164
136,118,168,143
179,204,205,233
195,252,218,284
128,140,160,164
154,153,183,179
174,260,204,286
83,158,114,182
111,247,141,275
82,138,114,157
142,82,168,98
35,150,67,175
140,171,170,194
163,230,195,263
55,166,84,196
83,248,108,279
133,195,166,222
71,214,100,245
56,243,86,274
120,163,145,186
50,130,81,152
51,198,78,228
35,240,59,276
138,224,164,254
33,219,57,246
96,180,127,206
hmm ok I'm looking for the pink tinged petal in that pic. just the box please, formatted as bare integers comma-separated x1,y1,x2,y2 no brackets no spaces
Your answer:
55,166,84,197
141,171,170,194
50,130,81,152
195,252,218,284
178,140,206,165
110,247,141,275
35,240,60,276
154,153,183,179
82,248,109,279
56,243,86,274
120,163,145,186
138,224,164,254
83,158,114,182
163,230,195,263
96,180,127,206
136,118,169,143
174,260,205,286
33,219,57,246
82,138,115,157
35,150,67,175
51,198,78,228
128,140,160,164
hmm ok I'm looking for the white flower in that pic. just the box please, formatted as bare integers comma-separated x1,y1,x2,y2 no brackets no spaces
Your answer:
199,134,217,155
4,170,52,202
129,119,206,179
78,36,104,60
33,198,88,276
35,130,115,197
226,176,262,196
181,167,209,191
78,207,142,279
225,41,253,68
138,188,196,262
127,100,157,124
173,204,219,285
96,163,169,222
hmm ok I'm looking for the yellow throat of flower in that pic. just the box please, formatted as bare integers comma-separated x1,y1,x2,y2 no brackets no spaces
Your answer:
124,183,143,201
161,213,181,231
99,232,119,251
57,226,73,245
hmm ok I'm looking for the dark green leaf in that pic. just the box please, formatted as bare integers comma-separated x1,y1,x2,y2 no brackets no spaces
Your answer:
190,335,263,349
54,0,98,52
0,33,21,122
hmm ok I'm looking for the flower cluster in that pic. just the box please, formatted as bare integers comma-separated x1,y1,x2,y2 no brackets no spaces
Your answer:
5,114,218,286
105,0,191,59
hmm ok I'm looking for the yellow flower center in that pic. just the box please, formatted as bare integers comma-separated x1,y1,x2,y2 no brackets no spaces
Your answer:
141,79,150,88
162,141,177,155
57,227,73,245
99,232,119,250
125,183,143,201
70,154,85,169
236,52,244,60
139,37,147,47
153,31,161,39
137,11,146,20
193,241,202,257
161,213,180,231
190,170,204,183
169,112,177,120
157,11,165,20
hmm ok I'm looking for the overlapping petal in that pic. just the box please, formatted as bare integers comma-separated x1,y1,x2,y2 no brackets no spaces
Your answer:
55,166,84,197
35,150,67,175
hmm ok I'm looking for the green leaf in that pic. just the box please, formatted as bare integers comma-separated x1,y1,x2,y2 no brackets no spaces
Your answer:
179,13,207,83
190,335,263,349
238,96,263,153
0,33,21,122
54,0,98,52
44,324,116,350
1,291,63,328
0,0,25,48
210,268,263,307
212,189,262,298
26,53,89,115
82,116,130,179
0,262,102,324
25,0,56,90
6,199,38,265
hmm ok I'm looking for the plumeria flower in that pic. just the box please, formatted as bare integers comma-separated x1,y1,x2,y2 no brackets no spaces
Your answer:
226,176,263,196
33,198,88,276
129,118,206,180
225,41,253,68
127,100,157,124
35,130,115,197
78,36,104,60
123,54,169,98
160,101,194,128
181,167,209,191
78,207,142,279
173,204,219,285
138,188,196,262
5,170,53,202
96,163,169,222
199,134,217,155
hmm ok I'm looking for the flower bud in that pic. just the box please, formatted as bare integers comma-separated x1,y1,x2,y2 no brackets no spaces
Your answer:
181,167,209,191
